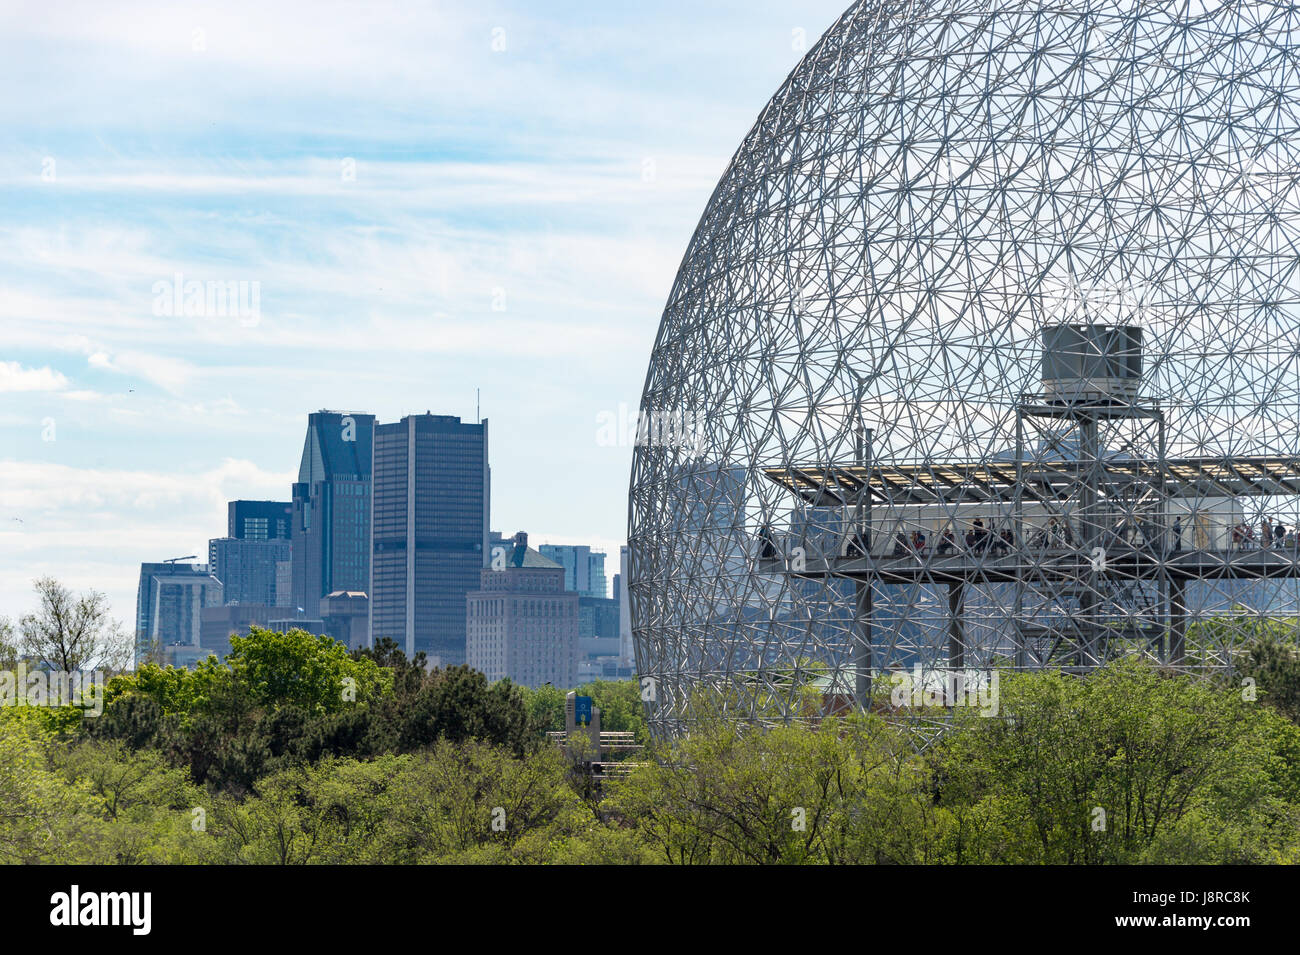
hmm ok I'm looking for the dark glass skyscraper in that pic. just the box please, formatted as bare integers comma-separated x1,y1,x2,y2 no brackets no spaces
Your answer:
291,411,376,616
371,413,488,664
208,536,290,606
227,500,292,541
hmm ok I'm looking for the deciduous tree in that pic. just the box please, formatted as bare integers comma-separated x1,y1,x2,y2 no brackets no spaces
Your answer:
18,577,129,672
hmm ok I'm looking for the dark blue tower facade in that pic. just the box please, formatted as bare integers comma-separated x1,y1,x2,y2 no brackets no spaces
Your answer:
291,411,376,616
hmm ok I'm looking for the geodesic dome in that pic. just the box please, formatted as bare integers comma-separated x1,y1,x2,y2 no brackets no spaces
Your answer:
628,0,1300,737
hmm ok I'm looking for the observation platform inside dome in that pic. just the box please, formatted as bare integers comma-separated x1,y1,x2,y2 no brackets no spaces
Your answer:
777,546,1300,586
749,322,1300,675
763,455,1300,507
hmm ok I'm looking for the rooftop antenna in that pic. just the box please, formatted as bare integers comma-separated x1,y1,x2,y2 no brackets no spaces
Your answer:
477,387,481,422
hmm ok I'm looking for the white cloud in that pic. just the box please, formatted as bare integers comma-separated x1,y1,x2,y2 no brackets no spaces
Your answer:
0,456,292,514
0,360,68,392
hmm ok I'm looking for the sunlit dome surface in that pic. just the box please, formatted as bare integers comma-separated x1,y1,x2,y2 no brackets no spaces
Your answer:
629,0,1300,736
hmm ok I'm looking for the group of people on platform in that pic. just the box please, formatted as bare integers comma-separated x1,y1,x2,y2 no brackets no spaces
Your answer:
893,519,1017,558
883,515,1298,558
886,514,1184,558
1231,517,1294,550
761,512,1299,565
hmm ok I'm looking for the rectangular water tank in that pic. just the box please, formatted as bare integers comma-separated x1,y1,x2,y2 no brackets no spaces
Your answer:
1041,324,1142,402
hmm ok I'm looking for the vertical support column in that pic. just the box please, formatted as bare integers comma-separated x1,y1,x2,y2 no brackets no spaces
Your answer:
948,582,964,668
853,424,873,555
1078,409,1100,668
1169,575,1187,665
1013,400,1027,669
948,581,965,704
1157,412,1168,537
854,579,873,708
852,417,875,708
1156,411,1170,662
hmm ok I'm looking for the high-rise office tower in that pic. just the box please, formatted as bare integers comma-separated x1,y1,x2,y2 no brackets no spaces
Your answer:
371,413,489,664
208,536,291,606
227,500,292,541
135,562,224,665
291,411,375,616
537,544,607,598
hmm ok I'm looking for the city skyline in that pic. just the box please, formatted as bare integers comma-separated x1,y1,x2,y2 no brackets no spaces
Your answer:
135,407,623,667
0,0,850,634
1,0,1296,884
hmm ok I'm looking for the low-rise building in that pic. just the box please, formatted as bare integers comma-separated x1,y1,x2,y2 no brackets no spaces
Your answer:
466,532,578,687
199,603,276,660
320,590,370,651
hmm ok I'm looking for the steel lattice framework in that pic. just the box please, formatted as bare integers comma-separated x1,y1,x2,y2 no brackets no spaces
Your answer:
629,0,1300,738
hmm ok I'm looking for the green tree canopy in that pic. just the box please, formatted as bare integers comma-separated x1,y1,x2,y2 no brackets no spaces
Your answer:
227,627,389,715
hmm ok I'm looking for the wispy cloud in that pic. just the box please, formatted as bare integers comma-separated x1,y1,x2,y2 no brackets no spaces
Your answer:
0,456,295,620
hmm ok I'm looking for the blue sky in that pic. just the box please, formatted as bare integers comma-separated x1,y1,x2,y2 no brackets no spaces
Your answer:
0,0,849,628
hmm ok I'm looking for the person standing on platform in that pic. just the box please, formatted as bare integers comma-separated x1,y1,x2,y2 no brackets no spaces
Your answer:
1233,522,1253,551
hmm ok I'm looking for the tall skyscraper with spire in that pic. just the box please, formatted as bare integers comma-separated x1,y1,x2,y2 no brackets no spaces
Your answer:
291,411,376,619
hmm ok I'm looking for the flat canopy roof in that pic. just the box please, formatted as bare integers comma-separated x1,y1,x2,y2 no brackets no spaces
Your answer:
764,456,1300,506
